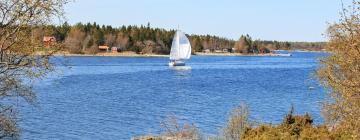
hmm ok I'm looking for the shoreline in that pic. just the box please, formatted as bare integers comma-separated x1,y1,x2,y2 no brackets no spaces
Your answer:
194,52,291,56
53,52,293,57
54,53,168,57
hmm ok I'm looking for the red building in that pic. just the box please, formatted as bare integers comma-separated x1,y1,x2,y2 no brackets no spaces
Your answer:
43,36,56,48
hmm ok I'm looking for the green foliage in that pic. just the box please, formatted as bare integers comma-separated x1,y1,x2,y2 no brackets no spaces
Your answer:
94,30,105,45
214,105,350,140
241,108,343,140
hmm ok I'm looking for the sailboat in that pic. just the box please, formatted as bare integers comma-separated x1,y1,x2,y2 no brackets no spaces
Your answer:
169,30,191,66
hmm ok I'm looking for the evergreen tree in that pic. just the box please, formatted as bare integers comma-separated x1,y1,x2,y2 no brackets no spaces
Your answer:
94,30,105,45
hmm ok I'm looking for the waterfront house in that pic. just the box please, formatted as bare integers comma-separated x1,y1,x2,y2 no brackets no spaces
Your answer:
223,48,231,53
43,36,56,48
98,46,109,52
111,47,118,53
214,50,223,53
203,49,211,53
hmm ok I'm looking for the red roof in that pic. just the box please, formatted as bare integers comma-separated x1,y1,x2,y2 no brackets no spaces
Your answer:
43,36,56,42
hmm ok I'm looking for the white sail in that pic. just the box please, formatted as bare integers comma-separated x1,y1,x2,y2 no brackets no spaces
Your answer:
169,30,191,60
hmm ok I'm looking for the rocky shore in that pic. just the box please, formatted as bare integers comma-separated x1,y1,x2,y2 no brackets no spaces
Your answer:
131,136,195,140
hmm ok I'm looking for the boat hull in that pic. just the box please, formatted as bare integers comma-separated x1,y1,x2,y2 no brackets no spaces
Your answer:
169,61,185,66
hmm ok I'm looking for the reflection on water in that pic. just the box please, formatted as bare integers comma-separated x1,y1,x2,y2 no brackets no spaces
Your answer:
170,66,192,79
169,66,192,71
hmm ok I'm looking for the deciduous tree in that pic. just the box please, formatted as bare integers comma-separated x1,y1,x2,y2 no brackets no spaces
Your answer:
0,0,67,138
318,1,360,138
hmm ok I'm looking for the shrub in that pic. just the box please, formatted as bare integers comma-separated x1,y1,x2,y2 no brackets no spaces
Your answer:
241,108,336,140
222,103,249,140
160,116,203,140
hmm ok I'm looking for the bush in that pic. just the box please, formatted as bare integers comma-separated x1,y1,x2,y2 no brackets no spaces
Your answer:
241,107,338,140
218,104,350,140
222,103,249,140
160,116,203,140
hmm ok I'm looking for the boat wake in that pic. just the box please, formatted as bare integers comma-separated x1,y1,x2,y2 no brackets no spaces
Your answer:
169,66,192,71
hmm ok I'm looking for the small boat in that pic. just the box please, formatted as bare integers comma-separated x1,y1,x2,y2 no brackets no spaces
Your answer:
169,30,191,66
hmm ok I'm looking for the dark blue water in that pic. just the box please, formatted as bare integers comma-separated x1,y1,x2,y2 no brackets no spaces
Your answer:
19,52,327,140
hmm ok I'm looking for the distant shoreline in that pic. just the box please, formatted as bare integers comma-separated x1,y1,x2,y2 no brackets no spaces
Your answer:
52,52,294,57
54,53,168,57
274,49,326,53
194,52,292,57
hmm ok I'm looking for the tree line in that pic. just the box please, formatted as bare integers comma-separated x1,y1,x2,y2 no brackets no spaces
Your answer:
38,22,325,54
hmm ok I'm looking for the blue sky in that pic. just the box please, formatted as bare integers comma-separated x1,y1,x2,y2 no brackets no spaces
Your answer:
65,0,350,42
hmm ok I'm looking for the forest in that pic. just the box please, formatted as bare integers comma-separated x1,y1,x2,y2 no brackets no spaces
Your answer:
37,22,325,54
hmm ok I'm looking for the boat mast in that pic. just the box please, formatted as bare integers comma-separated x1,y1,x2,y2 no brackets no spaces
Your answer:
177,30,180,61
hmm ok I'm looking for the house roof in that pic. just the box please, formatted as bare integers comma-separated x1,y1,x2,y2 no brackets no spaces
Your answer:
98,46,109,49
43,36,56,42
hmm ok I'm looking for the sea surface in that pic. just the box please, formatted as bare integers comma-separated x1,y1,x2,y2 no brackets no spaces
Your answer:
19,52,327,139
